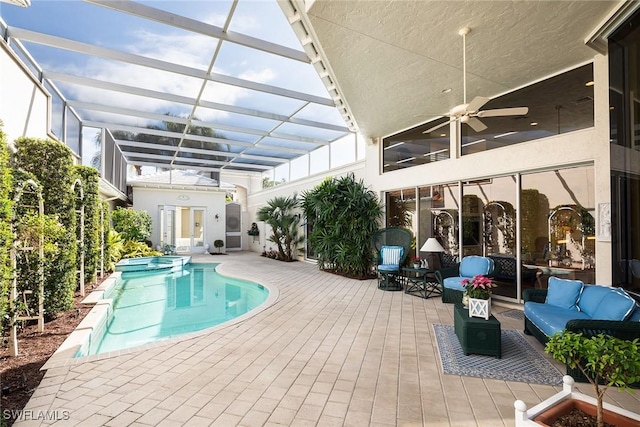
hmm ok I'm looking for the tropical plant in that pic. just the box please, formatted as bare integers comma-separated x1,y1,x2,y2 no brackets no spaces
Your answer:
12,137,77,316
111,207,152,242
545,331,640,427
301,173,383,278
105,229,124,272
120,240,161,259
257,194,304,262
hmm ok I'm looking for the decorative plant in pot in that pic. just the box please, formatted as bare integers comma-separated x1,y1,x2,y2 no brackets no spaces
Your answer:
410,256,421,269
540,332,640,427
461,274,496,320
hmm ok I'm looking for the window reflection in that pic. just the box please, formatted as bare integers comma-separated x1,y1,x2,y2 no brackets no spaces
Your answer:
387,165,596,301
461,64,594,153
382,64,594,173
521,165,596,288
382,117,450,172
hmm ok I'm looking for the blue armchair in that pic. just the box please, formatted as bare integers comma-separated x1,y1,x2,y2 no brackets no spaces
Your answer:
435,255,495,303
372,227,413,291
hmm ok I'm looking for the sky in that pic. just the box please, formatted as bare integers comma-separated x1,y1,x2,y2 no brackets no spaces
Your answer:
1,0,354,178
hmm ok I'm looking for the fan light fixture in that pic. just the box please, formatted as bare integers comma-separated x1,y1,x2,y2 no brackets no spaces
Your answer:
422,27,529,135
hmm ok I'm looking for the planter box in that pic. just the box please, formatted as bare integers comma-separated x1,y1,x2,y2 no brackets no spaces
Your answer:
469,297,491,320
514,375,640,426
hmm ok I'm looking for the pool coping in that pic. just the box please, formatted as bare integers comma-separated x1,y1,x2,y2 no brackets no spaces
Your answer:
42,263,280,370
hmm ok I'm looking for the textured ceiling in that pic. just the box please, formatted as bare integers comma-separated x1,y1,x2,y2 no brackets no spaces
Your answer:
301,0,618,138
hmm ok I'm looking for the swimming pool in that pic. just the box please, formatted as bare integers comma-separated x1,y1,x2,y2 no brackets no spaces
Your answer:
76,262,269,357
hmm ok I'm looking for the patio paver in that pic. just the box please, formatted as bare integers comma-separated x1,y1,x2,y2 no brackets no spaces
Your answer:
11,252,640,426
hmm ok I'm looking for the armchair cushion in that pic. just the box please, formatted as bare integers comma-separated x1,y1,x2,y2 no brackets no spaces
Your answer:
546,277,583,310
459,255,494,278
442,277,467,292
380,245,403,266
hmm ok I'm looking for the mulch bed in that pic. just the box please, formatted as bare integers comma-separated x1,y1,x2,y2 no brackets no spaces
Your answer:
1,279,103,425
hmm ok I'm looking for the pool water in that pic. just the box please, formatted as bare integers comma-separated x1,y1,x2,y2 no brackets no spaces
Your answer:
80,263,268,356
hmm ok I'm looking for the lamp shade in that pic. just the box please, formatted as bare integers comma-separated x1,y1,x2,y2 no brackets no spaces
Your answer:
420,238,444,253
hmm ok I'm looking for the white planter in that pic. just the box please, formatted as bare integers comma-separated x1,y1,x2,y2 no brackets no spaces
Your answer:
468,297,491,320
514,376,640,426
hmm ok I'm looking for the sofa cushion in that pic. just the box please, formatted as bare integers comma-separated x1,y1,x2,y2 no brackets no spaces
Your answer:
524,301,590,337
443,277,467,291
459,255,494,278
546,277,584,310
578,285,637,320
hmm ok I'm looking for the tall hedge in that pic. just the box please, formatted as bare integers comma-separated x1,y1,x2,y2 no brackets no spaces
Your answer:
11,170,66,317
73,166,100,284
100,201,115,273
301,173,383,278
13,137,77,316
0,122,12,332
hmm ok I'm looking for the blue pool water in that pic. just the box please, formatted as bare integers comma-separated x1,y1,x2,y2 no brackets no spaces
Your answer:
79,262,268,356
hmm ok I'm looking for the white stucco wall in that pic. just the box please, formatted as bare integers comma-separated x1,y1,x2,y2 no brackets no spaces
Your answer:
0,44,50,144
131,186,228,252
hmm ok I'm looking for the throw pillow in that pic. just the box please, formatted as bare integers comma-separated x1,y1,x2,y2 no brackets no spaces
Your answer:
546,276,583,310
381,245,403,265
578,285,637,320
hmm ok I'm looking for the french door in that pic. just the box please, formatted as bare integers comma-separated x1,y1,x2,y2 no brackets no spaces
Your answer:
160,206,206,253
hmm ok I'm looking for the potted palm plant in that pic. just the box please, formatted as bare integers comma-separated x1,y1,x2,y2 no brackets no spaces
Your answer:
514,331,640,426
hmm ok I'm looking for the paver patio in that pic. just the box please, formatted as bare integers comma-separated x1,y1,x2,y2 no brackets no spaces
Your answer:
12,252,640,426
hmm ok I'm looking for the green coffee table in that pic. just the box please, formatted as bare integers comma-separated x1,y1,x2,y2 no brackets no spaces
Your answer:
453,304,501,358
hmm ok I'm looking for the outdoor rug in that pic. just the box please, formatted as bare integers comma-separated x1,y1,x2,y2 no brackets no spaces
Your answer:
499,309,525,321
433,324,562,385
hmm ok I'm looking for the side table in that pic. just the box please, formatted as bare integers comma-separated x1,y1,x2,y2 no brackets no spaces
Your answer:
453,304,501,358
401,267,441,299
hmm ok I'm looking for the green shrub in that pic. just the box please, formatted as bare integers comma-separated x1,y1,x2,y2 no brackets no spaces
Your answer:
105,229,123,272
73,166,100,284
121,240,161,259
302,173,383,278
111,207,152,242
0,122,11,332
12,210,65,317
257,194,303,261
12,137,77,316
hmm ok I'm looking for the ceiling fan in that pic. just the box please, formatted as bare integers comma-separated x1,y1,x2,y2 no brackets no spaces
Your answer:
422,27,529,135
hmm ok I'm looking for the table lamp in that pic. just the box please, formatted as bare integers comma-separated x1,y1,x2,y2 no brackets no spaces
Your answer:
420,237,445,269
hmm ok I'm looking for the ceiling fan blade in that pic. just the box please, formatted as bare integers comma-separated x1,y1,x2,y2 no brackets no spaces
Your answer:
422,118,455,134
465,96,490,113
476,106,529,118
465,117,488,132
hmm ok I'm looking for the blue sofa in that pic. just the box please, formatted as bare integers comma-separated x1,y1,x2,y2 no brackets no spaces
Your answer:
523,277,640,385
436,255,495,304
524,276,640,340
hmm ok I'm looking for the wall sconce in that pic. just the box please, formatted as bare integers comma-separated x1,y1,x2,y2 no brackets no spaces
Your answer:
215,214,219,221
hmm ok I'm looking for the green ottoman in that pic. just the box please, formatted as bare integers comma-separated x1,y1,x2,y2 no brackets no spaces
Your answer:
453,304,501,358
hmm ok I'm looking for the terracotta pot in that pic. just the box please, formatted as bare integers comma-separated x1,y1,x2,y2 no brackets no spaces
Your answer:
534,398,639,427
